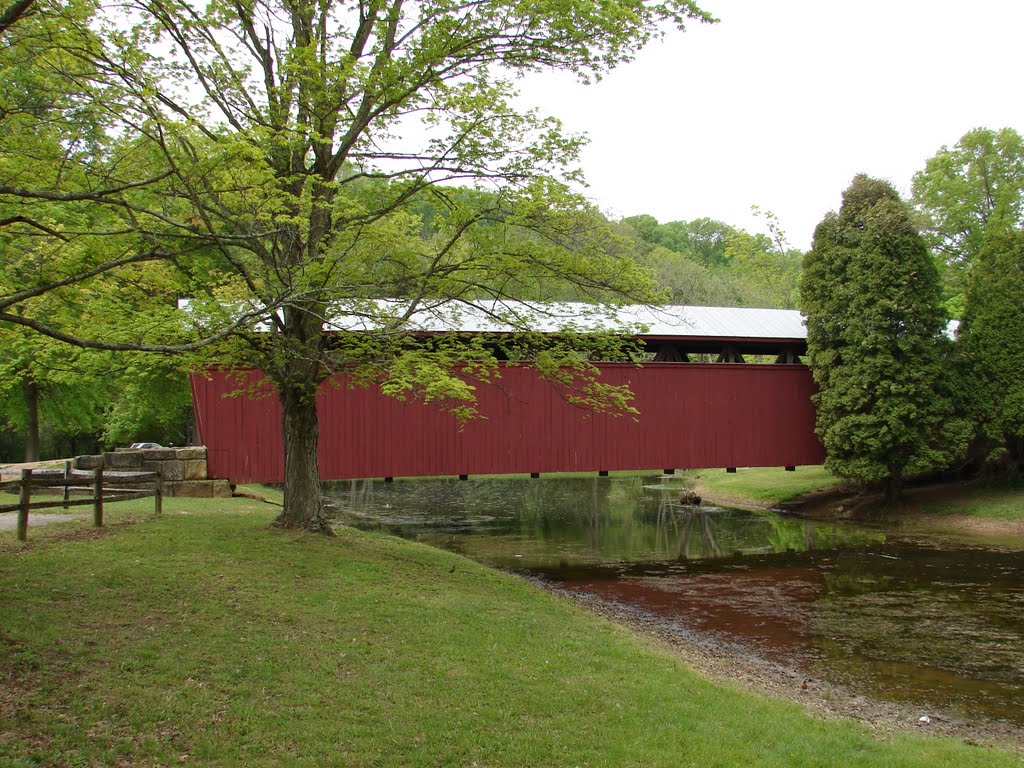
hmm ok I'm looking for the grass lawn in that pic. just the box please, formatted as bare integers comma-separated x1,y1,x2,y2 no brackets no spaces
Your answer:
0,490,1018,767
692,465,841,505
915,481,1024,521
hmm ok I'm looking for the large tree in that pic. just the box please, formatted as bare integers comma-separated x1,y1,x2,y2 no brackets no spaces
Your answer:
800,175,969,502
0,1,714,531
912,127,1024,315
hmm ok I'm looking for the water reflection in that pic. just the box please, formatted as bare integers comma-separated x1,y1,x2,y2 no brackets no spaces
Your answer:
323,475,1024,725
326,475,876,569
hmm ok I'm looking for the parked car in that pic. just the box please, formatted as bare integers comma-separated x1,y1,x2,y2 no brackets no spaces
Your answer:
129,442,163,450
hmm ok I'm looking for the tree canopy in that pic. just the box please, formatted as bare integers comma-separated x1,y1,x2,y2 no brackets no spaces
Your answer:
912,127,1024,316
0,0,714,530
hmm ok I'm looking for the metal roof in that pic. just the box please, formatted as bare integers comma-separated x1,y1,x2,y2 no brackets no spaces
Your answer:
322,300,808,341
179,298,808,342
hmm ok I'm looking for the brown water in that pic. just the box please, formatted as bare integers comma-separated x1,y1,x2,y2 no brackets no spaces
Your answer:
324,475,1024,726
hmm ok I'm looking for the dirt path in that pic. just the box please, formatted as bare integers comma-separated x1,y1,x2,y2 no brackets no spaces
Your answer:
0,460,68,472
1,459,87,532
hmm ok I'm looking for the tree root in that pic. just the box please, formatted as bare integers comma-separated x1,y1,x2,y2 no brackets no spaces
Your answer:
271,513,336,536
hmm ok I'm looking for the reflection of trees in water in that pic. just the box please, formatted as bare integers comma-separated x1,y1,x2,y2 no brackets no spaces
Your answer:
650,491,862,561
651,490,722,559
509,475,665,556
513,475,672,553
345,478,374,507
324,476,880,563
515,478,613,546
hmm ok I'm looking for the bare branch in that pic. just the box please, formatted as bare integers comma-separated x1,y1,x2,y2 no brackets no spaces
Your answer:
0,171,175,202
0,215,70,240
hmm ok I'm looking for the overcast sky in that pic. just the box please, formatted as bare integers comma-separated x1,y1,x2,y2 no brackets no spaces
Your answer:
515,0,1024,250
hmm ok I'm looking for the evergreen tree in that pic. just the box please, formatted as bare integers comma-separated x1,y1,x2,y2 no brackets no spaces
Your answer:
800,175,969,501
958,228,1024,471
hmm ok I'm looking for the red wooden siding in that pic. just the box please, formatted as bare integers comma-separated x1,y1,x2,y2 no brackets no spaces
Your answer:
190,363,824,483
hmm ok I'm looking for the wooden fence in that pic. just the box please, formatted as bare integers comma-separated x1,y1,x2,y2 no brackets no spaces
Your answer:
0,464,162,541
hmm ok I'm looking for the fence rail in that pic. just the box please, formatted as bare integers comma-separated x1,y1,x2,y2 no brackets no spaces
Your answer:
0,463,162,540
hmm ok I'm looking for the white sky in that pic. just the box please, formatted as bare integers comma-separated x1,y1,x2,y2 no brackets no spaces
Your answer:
515,0,1024,250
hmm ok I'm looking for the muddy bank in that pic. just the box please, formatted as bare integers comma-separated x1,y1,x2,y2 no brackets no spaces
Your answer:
538,581,1024,751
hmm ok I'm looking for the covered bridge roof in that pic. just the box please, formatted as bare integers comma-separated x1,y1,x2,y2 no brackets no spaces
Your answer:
178,298,809,348
321,301,807,343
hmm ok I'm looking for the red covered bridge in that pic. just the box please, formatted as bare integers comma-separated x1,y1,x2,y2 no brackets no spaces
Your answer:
189,304,824,484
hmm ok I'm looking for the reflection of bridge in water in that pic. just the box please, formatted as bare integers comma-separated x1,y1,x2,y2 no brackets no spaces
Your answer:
191,305,825,484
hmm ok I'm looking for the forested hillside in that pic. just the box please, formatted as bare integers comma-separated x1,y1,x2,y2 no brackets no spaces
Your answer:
616,210,803,308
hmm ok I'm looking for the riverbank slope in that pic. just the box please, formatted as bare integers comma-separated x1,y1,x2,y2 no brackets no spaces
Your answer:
693,466,1024,542
1,491,1018,766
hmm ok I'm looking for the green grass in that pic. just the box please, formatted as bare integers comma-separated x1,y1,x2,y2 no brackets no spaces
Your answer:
0,490,1018,767
693,465,841,504
918,481,1024,521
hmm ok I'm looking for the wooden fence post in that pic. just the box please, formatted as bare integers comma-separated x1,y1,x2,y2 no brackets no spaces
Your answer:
63,460,72,509
93,467,104,527
17,468,31,542
154,471,163,515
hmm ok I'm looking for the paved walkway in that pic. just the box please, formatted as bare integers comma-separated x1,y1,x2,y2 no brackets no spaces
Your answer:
0,461,68,473
0,511,88,531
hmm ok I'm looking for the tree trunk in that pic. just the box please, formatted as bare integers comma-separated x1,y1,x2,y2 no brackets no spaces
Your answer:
273,381,333,534
266,232,333,533
23,377,40,462
883,471,902,505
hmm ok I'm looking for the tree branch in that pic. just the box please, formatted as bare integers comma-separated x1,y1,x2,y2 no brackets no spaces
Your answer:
0,0,35,36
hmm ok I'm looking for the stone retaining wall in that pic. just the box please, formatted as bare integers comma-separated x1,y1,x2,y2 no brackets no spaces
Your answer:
73,447,232,498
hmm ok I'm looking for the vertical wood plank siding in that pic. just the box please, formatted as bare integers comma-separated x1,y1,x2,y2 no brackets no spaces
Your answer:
191,363,824,483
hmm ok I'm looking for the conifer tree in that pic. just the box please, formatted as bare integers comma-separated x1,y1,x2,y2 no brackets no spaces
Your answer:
800,175,969,501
